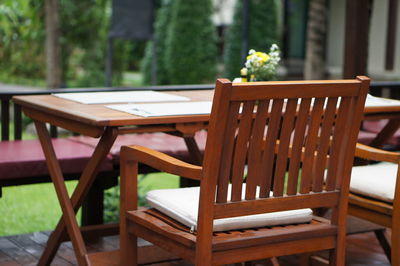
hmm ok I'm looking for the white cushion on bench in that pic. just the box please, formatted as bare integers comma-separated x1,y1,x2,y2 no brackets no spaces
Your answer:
350,162,398,202
146,186,313,232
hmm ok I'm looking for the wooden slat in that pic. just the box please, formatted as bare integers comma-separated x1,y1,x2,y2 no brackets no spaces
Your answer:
211,219,336,251
212,236,335,265
349,193,393,216
216,101,241,203
300,98,325,194
231,101,254,201
326,97,352,191
312,97,338,192
214,191,340,219
230,81,362,101
273,98,297,196
287,98,311,195
245,100,270,197
258,99,284,198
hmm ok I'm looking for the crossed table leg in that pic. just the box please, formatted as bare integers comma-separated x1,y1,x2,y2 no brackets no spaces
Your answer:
35,121,119,266
368,118,400,148
34,119,205,265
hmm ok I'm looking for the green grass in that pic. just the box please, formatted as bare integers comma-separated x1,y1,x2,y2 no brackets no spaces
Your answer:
0,173,179,236
0,181,80,236
121,71,143,87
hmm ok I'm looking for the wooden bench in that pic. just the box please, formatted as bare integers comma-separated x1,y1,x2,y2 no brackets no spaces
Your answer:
1,84,211,226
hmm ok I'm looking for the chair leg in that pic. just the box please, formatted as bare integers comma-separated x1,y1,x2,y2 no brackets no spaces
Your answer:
392,227,400,265
374,229,391,263
298,253,311,266
120,227,138,266
329,247,345,266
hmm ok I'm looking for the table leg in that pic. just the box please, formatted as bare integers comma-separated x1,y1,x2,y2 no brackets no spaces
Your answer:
183,136,203,165
369,118,400,148
181,136,203,187
35,122,118,266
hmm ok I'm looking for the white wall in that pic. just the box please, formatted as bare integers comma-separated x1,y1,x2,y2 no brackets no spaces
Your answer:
212,0,236,26
326,0,346,78
326,0,400,80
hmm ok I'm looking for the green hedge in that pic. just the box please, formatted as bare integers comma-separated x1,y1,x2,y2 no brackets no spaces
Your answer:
142,0,217,85
141,0,174,85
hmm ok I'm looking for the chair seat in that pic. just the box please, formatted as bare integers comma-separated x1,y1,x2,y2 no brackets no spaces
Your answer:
350,162,397,202
146,186,313,232
127,208,336,252
69,131,207,165
0,138,113,181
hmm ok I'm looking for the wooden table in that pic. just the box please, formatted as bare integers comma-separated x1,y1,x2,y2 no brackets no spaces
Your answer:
13,90,213,266
12,91,400,265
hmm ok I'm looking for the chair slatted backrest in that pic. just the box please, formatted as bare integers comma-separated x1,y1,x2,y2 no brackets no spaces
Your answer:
200,77,370,223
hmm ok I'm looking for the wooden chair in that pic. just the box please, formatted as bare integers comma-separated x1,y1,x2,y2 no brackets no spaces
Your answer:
119,77,370,265
348,143,400,265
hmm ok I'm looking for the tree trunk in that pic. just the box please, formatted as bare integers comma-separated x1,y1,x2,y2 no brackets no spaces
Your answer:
45,0,62,89
304,0,327,80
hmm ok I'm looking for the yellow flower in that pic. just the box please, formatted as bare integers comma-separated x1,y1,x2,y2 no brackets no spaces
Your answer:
246,51,270,63
255,52,269,63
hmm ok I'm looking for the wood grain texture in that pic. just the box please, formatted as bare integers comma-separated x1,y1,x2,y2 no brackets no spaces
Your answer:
13,90,214,127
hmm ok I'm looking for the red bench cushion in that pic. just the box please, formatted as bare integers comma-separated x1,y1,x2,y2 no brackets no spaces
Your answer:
0,138,113,180
357,130,377,145
362,120,400,146
69,131,207,165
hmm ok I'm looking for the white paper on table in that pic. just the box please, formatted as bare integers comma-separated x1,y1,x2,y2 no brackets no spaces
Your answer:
106,101,213,117
365,94,400,107
53,90,190,104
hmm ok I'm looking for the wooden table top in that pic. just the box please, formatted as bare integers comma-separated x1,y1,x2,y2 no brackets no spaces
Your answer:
13,89,400,129
13,90,215,128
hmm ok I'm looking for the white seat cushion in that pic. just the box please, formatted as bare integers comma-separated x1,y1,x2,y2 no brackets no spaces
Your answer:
146,186,313,232
350,162,398,202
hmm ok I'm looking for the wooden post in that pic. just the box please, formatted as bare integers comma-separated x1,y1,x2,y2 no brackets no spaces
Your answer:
343,0,373,78
304,0,328,80
45,0,62,89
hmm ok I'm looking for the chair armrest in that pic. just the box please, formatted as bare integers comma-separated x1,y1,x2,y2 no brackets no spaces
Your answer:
355,143,400,163
120,145,203,181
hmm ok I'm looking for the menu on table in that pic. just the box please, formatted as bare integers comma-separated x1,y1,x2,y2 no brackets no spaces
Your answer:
53,90,190,104
106,101,213,117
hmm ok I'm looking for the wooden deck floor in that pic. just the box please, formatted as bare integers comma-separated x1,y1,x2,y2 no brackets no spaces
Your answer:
0,230,390,265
